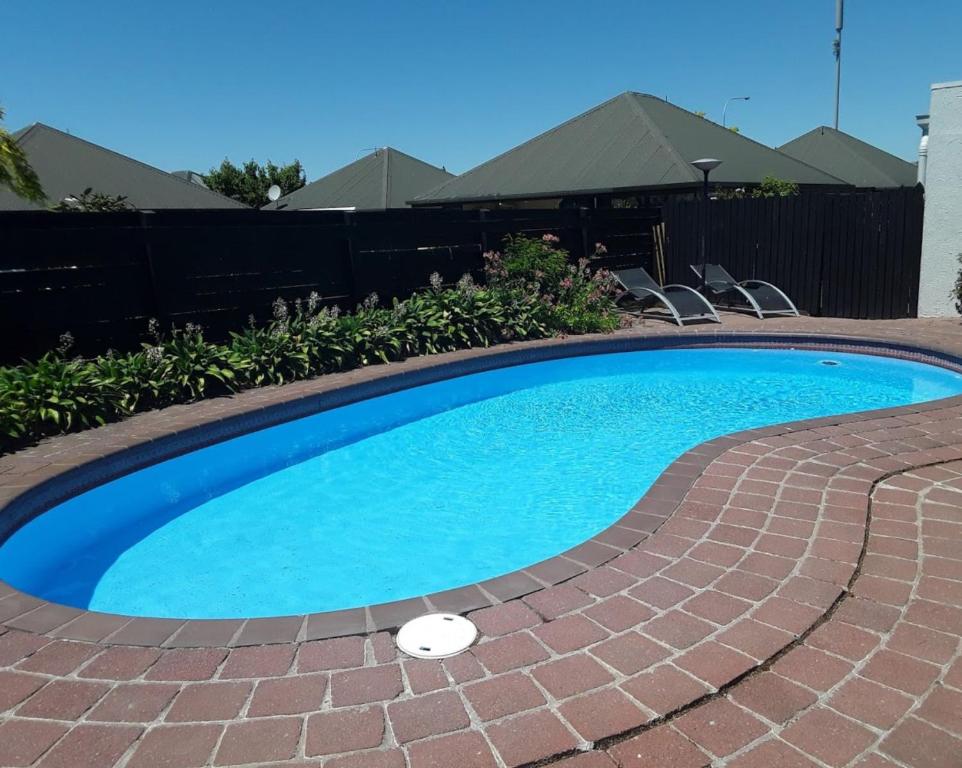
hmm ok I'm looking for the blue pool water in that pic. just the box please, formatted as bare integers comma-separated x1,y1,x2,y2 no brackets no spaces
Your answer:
2,348,961,619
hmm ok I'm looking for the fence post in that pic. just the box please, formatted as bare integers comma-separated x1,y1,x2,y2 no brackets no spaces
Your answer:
579,207,590,259
343,210,360,309
139,211,171,331
479,209,489,255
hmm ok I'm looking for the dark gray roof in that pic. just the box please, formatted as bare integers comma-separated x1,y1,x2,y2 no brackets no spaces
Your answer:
413,92,846,205
263,147,454,210
0,124,247,210
778,127,918,187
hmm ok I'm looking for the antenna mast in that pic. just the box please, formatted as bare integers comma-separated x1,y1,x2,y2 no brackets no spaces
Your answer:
833,0,844,129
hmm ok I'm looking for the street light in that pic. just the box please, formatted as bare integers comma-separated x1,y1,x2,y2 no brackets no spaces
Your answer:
722,96,750,128
691,158,723,293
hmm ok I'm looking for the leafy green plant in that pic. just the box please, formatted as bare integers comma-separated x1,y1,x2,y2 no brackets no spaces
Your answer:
0,105,44,203
204,158,306,207
51,187,130,212
0,235,620,453
751,175,800,198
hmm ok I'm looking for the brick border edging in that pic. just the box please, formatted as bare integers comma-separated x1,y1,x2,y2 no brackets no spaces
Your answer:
2,331,962,648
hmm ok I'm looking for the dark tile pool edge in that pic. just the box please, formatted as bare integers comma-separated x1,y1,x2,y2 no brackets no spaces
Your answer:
2,330,962,647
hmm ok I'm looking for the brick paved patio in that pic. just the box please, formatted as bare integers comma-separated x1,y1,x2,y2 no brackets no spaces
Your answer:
1,314,961,767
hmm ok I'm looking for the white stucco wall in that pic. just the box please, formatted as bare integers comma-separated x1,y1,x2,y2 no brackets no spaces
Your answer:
918,80,962,316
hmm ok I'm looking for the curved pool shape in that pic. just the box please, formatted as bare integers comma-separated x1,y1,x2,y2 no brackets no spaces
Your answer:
2,348,961,619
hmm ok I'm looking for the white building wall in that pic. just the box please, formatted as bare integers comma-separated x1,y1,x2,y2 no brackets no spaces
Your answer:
918,80,962,316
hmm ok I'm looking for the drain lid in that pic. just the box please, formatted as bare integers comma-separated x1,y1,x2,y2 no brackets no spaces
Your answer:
396,613,477,659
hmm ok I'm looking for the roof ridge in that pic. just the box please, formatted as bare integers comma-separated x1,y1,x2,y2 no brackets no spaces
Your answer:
633,97,848,185
380,146,453,176
20,123,247,207
623,93,699,183
381,147,391,208
413,92,630,200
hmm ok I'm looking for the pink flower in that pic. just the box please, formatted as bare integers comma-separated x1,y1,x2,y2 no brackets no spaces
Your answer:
541,233,560,243
594,242,608,254
561,277,573,289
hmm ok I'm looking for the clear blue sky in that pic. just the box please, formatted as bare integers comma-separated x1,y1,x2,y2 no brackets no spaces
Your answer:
3,1,958,179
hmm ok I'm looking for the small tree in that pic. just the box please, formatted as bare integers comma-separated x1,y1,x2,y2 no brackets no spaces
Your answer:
0,106,44,203
203,159,306,207
953,254,962,315
52,187,130,212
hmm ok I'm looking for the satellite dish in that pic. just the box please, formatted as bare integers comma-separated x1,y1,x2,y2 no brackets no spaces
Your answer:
267,184,282,202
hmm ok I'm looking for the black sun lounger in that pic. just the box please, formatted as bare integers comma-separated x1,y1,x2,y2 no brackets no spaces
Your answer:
690,263,800,319
613,267,720,326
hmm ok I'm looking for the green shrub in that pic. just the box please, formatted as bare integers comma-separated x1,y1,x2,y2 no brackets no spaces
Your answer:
0,234,619,453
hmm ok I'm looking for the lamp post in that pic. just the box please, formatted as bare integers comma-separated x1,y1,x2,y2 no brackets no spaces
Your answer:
722,96,750,128
690,158,723,293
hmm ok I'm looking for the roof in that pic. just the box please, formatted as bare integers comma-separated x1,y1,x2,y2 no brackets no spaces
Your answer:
412,92,846,205
778,127,918,187
263,147,454,210
0,124,247,210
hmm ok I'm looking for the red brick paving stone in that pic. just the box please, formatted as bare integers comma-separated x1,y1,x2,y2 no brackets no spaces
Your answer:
683,591,753,625
751,597,824,636
854,575,914,605
247,671,327,716
560,687,650,742
326,751,404,768
296,635,365,672
779,576,845,609
881,716,962,768
387,689,470,744
523,584,594,620
214,717,301,766
371,631,397,663
607,724,711,768
590,631,671,675
906,599,962,635
35,724,142,768
533,614,608,654
0,670,45,711
0,719,67,767
781,708,876,768
887,622,959,664
472,632,549,674
583,595,654,632
772,645,854,691
464,671,545,721
551,753,618,767
642,610,715,650
725,739,821,768
469,601,541,637
531,655,613,699
715,618,794,660
629,577,695,609
219,643,295,678
609,550,672,579
17,679,110,719
689,541,745,567
728,671,818,724
165,681,252,722
836,597,904,633
714,570,778,601
0,629,50,666
662,558,725,588
487,709,579,768
87,682,179,722
304,706,385,756
828,676,913,729
741,553,796,580
674,697,768,758
916,686,962,736
806,620,881,661
125,723,222,768
571,565,636,596
331,664,404,706
444,651,485,683
621,665,711,716
406,730,497,768
79,645,162,680
404,658,449,694
675,642,755,689
860,649,941,695
15,639,98,675
799,556,855,586
145,647,228,681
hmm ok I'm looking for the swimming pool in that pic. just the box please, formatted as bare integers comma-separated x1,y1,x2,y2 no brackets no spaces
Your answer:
2,347,960,619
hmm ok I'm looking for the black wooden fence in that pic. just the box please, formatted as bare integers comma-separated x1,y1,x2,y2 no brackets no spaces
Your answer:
662,186,924,319
0,207,658,362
